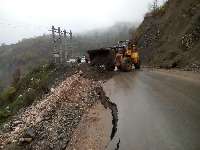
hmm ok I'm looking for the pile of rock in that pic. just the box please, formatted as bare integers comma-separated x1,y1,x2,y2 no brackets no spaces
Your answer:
0,72,103,150
184,63,200,72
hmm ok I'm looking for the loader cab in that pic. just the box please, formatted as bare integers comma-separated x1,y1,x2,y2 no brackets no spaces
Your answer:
132,45,137,52
126,42,133,56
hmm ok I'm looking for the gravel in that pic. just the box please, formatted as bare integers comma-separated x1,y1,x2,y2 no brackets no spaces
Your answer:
0,69,108,150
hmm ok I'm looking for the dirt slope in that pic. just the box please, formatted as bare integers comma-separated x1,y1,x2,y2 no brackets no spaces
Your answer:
67,103,112,150
135,0,200,69
0,65,114,150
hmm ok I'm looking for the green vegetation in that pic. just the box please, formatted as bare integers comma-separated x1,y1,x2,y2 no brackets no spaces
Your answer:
0,22,134,125
0,22,133,90
0,35,52,90
0,86,16,105
0,63,57,125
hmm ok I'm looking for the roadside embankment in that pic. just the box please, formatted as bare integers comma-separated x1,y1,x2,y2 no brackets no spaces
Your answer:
0,64,117,150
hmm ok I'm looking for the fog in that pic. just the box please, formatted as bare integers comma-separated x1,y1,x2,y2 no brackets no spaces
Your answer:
0,0,156,44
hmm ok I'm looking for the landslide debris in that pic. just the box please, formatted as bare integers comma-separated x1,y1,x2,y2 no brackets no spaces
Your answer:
0,64,114,150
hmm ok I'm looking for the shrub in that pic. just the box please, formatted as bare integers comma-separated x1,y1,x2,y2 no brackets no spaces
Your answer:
9,88,36,112
0,86,16,106
147,0,169,17
0,108,11,123
0,63,60,125
12,68,21,87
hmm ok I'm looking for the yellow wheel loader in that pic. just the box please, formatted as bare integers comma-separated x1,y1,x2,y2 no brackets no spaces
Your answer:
115,41,140,71
87,40,140,71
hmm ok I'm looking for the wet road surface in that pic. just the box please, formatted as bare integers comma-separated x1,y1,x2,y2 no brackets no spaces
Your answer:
104,69,200,150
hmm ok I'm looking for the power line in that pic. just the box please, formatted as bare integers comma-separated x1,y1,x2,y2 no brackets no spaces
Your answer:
49,25,73,64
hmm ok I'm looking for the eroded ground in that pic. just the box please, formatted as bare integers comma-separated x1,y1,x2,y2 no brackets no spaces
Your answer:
2,66,199,150
0,65,115,150
67,103,112,150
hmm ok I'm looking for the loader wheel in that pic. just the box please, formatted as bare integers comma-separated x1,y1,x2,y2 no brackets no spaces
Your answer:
134,60,141,69
117,66,122,70
105,64,115,71
134,63,140,69
121,58,133,72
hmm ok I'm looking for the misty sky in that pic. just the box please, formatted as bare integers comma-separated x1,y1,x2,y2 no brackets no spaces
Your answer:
0,0,157,44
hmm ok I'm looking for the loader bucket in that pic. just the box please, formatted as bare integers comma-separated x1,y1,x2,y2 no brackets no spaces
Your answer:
87,48,115,71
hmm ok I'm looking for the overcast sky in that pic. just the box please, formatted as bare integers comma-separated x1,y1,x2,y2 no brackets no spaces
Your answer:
0,0,157,44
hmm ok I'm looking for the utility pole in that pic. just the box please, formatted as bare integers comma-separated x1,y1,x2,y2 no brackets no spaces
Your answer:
49,25,58,64
153,0,159,11
49,26,73,65
63,29,73,60
69,30,72,40
67,30,73,59
57,27,63,64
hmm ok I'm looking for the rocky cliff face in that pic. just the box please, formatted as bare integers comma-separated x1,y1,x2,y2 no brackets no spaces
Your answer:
135,0,200,69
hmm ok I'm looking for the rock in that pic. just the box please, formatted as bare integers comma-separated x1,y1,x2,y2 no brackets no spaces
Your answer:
0,66,111,149
50,88,55,93
3,123,9,129
12,121,22,126
13,127,20,132
25,128,35,138
19,138,32,144
79,70,83,76
12,139,17,143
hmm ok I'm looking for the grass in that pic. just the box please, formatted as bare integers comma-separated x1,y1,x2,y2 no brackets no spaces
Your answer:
0,63,58,125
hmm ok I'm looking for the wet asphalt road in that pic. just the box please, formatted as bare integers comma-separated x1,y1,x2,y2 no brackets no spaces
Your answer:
104,69,200,150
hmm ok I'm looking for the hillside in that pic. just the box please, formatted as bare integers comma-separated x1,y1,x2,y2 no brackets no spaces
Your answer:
0,36,52,90
72,22,134,55
135,0,200,69
0,23,133,90
0,64,115,149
